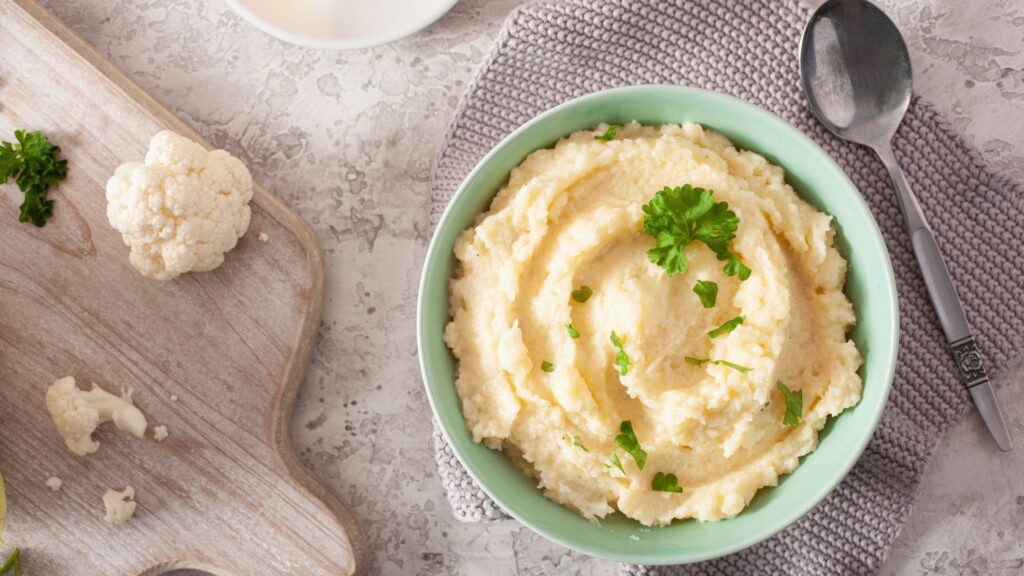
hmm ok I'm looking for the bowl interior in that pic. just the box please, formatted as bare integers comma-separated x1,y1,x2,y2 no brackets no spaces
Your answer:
418,85,898,565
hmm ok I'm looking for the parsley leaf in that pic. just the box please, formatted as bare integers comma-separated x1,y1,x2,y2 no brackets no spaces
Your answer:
724,256,752,280
0,130,68,227
572,435,589,453
571,285,593,303
684,356,752,373
777,381,803,427
566,323,581,339
708,315,744,339
641,185,749,279
0,548,20,575
594,126,617,141
610,331,630,376
613,420,647,471
652,472,683,493
541,361,555,373
608,451,625,474
693,280,718,308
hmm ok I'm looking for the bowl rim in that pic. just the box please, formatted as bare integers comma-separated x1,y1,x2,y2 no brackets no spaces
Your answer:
223,0,458,50
418,85,899,565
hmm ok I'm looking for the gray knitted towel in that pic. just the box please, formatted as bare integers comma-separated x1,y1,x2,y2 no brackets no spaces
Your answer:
428,0,1024,574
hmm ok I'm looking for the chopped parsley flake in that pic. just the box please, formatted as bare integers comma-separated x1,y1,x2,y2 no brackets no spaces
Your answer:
595,126,617,141
572,435,589,453
707,315,744,339
613,420,647,471
610,331,631,376
693,280,718,308
571,285,593,303
777,381,803,427
652,472,683,493
566,323,581,339
608,451,625,474
684,356,752,373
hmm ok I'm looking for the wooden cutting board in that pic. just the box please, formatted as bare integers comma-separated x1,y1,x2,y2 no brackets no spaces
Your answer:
0,0,366,573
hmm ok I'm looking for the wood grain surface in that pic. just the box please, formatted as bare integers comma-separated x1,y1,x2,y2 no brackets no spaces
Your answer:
0,0,366,573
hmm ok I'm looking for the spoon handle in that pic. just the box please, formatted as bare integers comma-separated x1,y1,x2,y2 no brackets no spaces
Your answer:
875,143,1012,451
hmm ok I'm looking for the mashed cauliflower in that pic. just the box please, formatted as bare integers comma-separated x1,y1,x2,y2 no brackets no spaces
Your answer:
444,123,862,525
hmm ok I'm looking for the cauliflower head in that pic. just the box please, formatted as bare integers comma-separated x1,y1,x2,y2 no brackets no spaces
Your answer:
106,130,254,280
45,376,148,456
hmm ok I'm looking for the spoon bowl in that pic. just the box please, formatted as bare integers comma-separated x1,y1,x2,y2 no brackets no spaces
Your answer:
799,0,913,147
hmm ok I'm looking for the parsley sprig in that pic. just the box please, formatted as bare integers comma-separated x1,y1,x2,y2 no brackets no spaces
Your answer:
0,130,68,227
641,185,750,280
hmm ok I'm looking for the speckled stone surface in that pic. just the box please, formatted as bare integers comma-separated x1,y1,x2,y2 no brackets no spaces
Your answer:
38,0,1024,574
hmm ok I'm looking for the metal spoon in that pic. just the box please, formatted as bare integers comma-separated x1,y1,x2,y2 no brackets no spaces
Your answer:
799,0,1012,451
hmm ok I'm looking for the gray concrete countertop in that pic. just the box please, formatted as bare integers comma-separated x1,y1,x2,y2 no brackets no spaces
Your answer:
39,0,1024,573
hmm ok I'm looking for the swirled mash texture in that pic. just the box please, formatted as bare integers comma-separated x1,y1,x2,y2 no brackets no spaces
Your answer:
444,123,862,525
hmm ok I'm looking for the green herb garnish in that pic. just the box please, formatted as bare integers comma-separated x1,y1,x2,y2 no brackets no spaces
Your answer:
652,472,683,493
716,360,753,373
708,315,744,339
571,285,593,303
684,356,752,373
608,451,625,474
566,323,581,339
641,185,749,279
777,381,803,427
541,361,555,373
572,435,589,453
0,548,20,575
0,130,68,227
613,420,647,471
610,331,630,376
693,280,718,308
595,126,617,141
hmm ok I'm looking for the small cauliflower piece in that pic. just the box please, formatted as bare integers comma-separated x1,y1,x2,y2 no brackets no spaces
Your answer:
153,425,169,442
257,231,269,243
46,476,63,491
45,376,148,456
103,486,137,524
105,130,254,280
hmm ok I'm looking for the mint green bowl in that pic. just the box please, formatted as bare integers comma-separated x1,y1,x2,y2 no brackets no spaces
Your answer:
418,85,898,565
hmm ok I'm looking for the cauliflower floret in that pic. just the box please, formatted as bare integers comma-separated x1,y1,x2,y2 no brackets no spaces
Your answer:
45,376,148,456
105,130,254,280
46,476,63,491
103,486,137,524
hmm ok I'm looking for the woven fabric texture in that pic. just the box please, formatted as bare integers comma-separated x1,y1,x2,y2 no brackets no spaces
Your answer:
428,0,1024,574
